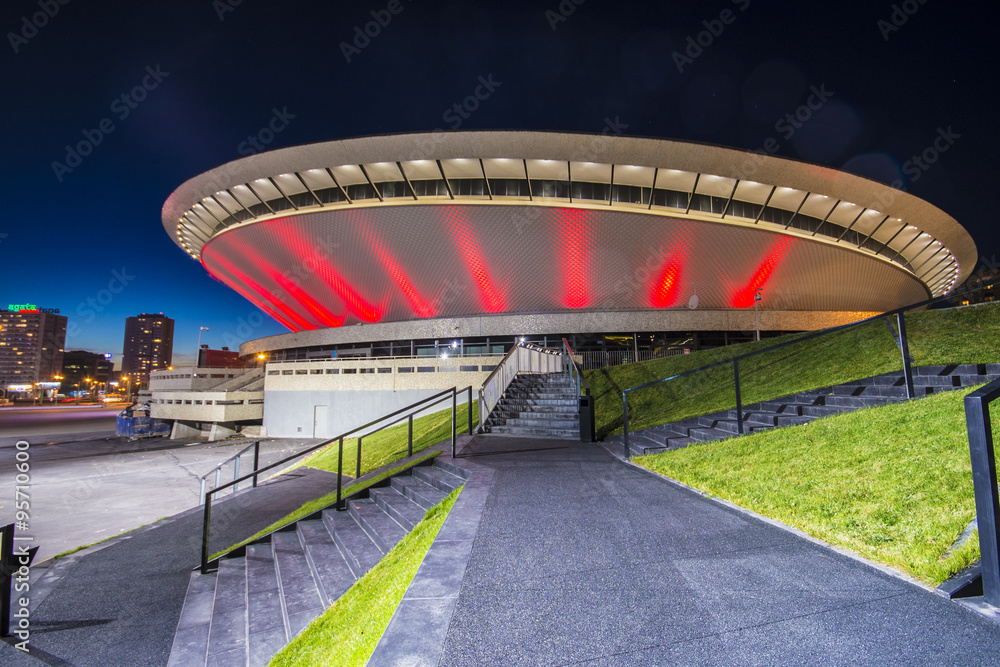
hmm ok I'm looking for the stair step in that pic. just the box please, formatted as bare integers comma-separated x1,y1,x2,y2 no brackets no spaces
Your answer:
245,544,288,667
687,427,734,443
206,557,248,665
322,509,383,579
499,397,578,407
505,416,580,428
271,531,325,639
824,395,899,409
391,475,449,510
296,521,354,605
167,572,217,667
411,466,465,493
488,425,579,438
370,486,428,530
432,459,471,480
348,498,407,553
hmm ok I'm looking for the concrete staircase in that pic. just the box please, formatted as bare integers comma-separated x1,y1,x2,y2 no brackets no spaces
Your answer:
610,364,1000,458
482,373,580,439
167,457,468,667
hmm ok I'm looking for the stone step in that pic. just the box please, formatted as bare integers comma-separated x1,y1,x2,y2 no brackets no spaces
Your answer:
245,543,287,667
499,397,578,407
488,425,579,438
322,509,383,579
391,475,449,510
348,497,407,553
296,521,354,605
271,531,325,639
496,403,579,414
206,557,248,666
687,427,734,443
370,486,428,530
505,416,580,429
411,465,465,493
824,395,900,409
167,571,217,667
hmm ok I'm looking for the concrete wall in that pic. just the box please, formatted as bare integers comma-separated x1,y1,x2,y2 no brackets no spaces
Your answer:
262,355,497,438
149,367,251,391
263,388,474,438
149,390,263,422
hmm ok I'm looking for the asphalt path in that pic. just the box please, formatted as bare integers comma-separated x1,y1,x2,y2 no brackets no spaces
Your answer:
0,433,323,563
0,404,123,440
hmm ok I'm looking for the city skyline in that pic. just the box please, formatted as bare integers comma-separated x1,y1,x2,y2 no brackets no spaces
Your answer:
2,0,997,368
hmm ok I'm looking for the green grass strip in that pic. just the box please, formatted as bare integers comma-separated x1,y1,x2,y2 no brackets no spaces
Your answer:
210,450,440,560
301,402,477,476
635,386,1000,585
589,302,1000,438
269,487,461,667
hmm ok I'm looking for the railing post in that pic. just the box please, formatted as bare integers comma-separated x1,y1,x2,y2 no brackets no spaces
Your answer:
356,435,362,480
233,456,240,493
467,385,473,435
451,389,457,458
336,436,345,511
965,389,1000,606
408,414,414,457
1,523,12,637
199,478,206,505
733,359,744,435
201,493,212,574
897,312,915,400
622,391,631,460
252,441,260,488
215,467,221,493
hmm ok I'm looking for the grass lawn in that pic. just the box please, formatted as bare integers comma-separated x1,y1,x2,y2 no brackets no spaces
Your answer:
269,487,461,667
589,302,1000,438
301,401,477,476
635,386,1000,585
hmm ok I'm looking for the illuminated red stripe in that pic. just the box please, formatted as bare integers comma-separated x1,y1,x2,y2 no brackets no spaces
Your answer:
264,220,381,323
441,207,506,313
269,271,344,328
203,248,316,330
649,256,685,308
203,264,298,331
558,209,591,309
356,215,436,318
729,238,792,308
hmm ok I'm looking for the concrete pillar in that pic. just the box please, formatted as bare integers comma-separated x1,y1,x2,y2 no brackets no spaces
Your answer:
170,420,202,440
208,422,238,442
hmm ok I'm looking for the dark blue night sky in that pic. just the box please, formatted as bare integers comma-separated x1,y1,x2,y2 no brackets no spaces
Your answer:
2,0,996,368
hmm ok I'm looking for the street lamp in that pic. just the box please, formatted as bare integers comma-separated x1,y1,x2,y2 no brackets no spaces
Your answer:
196,326,210,368
754,288,763,342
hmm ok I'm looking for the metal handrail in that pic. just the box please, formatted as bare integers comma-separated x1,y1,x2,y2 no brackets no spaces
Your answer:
964,377,1000,606
199,440,261,504
561,338,591,398
477,342,562,432
621,280,999,458
200,385,473,573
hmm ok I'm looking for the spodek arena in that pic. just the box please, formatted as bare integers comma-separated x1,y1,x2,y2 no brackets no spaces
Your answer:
162,131,974,363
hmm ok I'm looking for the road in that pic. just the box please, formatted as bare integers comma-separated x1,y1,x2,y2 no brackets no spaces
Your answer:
0,403,124,441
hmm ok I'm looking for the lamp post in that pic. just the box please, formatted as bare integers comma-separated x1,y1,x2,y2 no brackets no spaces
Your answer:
754,288,763,342
196,326,210,368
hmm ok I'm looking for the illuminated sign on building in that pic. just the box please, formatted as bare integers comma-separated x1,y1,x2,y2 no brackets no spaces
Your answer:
4,304,61,313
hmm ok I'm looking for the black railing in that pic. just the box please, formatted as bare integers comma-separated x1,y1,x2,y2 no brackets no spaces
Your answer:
200,385,473,573
621,281,997,459
563,338,595,442
964,378,1000,606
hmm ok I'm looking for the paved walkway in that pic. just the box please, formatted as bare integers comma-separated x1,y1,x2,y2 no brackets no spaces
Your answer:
431,437,1000,665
